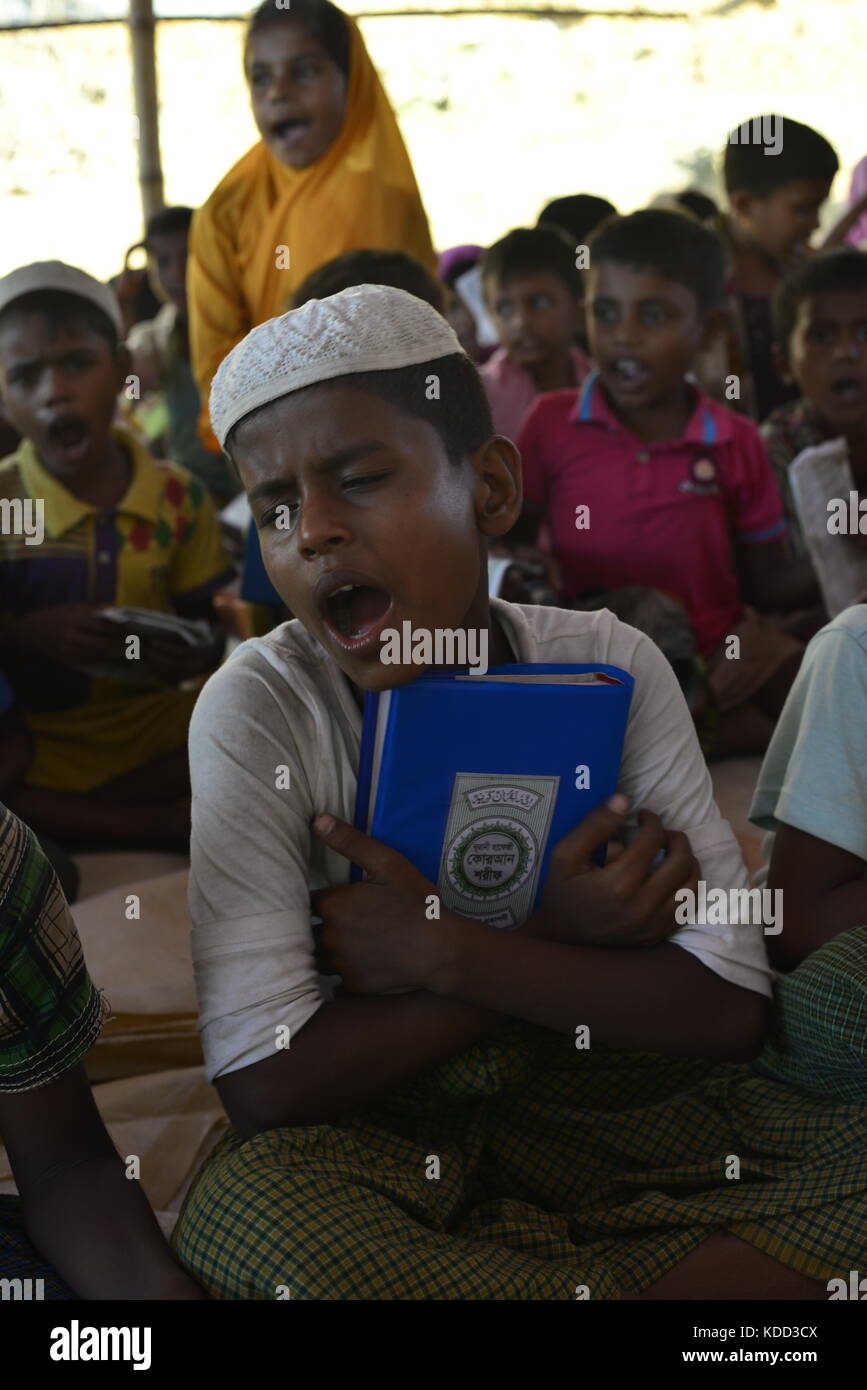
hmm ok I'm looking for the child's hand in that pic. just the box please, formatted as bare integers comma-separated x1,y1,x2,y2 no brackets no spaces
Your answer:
7,604,116,667
528,795,700,949
311,814,446,995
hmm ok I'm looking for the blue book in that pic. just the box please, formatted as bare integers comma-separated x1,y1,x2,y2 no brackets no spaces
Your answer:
353,663,635,928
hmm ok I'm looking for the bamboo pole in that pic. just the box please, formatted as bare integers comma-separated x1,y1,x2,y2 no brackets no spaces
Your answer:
128,0,164,224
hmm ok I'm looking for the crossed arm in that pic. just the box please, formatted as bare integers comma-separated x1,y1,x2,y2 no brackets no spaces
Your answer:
217,800,769,1138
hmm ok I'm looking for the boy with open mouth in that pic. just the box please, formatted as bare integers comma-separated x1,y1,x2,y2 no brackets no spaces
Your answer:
187,0,435,452
517,209,817,758
0,261,233,852
762,246,867,568
173,284,861,1301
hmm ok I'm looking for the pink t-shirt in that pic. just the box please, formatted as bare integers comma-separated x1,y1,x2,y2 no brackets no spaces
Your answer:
479,345,591,442
517,372,787,657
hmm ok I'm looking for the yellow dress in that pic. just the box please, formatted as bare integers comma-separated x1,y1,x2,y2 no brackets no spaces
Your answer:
187,16,436,447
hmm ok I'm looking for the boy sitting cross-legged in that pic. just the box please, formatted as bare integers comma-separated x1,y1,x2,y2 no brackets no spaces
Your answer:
171,285,866,1301
517,209,815,757
0,263,234,852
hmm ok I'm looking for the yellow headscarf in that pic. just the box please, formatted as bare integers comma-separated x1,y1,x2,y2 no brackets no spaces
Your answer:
188,14,436,447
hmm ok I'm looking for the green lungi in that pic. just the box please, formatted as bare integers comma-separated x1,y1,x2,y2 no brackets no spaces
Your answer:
173,928,867,1300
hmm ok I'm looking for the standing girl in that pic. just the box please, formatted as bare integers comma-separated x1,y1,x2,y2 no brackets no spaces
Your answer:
188,0,436,446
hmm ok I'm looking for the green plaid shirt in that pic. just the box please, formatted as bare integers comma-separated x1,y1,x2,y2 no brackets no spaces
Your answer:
0,803,107,1092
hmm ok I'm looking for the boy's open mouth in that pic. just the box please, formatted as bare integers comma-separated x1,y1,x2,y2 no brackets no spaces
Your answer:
829,375,866,404
319,578,394,654
608,357,651,390
45,414,90,462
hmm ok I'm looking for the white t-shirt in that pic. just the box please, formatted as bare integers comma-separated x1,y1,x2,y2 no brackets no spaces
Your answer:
750,604,867,865
188,599,772,1082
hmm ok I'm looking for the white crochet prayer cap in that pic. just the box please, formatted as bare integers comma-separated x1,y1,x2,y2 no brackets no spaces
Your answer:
210,283,465,448
0,260,123,338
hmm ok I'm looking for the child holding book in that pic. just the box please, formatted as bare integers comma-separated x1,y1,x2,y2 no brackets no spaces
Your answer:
171,285,866,1300
517,209,813,757
0,262,233,851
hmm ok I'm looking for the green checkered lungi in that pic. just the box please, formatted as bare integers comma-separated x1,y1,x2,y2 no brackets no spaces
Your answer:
173,928,867,1300
0,802,109,1294
0,802,107,1092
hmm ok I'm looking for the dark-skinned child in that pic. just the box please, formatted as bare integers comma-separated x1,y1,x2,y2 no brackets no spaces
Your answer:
171,285,863,1301
0,262,233,852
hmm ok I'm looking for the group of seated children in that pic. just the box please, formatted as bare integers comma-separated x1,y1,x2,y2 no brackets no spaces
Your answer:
1,0,866,1298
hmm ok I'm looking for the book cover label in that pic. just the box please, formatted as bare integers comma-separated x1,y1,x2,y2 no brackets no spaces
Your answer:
438,772,559,928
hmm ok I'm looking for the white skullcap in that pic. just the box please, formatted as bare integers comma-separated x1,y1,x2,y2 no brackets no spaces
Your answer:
0,260,123,338
210,283,465,449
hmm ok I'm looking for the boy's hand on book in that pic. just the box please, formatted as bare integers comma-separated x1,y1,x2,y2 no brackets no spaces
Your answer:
529,796,700,948
310,814,446,995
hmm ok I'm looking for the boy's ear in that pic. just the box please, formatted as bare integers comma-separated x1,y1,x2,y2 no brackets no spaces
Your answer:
470,435,522,540
728,188,758,228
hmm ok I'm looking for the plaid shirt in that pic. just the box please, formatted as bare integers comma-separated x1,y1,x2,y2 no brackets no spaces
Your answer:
0,803,107,1092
